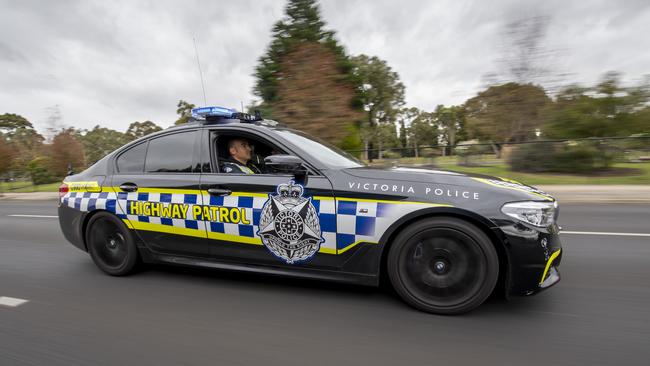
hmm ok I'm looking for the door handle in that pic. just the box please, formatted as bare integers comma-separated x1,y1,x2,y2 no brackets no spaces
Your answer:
207,188,232,196
119,183,138,192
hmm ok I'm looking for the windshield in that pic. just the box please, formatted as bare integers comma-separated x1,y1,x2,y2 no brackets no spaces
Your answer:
274,129,365,169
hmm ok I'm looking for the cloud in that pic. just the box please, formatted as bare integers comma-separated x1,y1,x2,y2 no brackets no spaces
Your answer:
0,0,648,135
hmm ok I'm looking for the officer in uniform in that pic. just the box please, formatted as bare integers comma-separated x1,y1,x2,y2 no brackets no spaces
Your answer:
221,138,262,174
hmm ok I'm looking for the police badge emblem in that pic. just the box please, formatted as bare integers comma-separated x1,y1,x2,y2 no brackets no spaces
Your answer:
258,181,323,264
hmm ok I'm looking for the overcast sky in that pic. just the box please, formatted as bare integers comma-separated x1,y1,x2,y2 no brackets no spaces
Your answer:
1,0,649,134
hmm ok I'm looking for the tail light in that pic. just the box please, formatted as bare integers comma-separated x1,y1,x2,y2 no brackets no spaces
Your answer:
59,183,69,198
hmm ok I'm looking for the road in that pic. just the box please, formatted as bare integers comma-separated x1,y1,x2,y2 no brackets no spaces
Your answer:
1,200,649,365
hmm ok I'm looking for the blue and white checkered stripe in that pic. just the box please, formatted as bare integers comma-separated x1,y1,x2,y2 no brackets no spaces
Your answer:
114,191,207,232
62,192,115,212
332,199,430,252
199,194,338,253
62,190,438,254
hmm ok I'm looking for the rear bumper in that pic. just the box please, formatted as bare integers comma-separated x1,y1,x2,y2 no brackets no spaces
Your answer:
58,201,87,252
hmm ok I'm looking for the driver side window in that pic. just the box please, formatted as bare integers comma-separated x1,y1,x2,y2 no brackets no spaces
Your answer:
212,132,286,175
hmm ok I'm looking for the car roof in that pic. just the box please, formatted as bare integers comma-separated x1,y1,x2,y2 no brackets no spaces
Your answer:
115,119,304,160
124,119,287,145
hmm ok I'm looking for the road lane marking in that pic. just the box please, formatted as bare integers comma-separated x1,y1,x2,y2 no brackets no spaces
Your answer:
0,296,29,307
7,214,58,218
562,231,650,237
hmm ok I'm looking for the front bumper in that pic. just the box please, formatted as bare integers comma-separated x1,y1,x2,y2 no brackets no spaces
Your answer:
496,222,563,296
539,248,562,290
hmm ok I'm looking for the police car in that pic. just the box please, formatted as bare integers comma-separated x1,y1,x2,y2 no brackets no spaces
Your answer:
58,106,562,314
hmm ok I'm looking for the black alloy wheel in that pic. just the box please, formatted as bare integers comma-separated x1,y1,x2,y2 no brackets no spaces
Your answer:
388,217,498,315
86,212,139,276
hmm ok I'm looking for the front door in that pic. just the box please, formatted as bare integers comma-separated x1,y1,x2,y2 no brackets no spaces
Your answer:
199,130,339,268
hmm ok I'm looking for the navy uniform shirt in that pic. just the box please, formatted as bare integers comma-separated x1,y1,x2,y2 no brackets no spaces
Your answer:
221,159,261,174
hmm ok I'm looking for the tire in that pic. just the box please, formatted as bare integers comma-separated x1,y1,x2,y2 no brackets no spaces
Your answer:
387,217,498,315
85,212,139,276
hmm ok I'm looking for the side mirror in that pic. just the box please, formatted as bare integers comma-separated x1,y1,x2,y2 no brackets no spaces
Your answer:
264,154,304,173
264,154,308,184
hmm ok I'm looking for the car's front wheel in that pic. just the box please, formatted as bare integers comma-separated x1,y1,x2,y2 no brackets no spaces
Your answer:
387,217,499,315
86,212,139,276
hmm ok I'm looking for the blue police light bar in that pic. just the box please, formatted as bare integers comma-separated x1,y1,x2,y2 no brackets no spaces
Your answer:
191,106,238,119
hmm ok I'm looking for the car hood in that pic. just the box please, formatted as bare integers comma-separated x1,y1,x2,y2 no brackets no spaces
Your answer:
340,166,554,203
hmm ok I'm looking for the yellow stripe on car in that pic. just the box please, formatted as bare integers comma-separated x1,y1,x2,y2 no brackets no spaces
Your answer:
472,177,553,201
540,249,561,285
88,187,454,256
67,181,101,192
124,220,207,238
338,240,379,254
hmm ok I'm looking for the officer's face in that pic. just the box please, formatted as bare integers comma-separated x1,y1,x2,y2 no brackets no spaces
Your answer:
230,140,252,163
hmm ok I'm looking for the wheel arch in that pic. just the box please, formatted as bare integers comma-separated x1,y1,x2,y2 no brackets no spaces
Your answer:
81,209,113,251
377,207,510,296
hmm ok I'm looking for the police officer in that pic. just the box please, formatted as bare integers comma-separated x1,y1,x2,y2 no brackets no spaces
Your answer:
222,138,262,174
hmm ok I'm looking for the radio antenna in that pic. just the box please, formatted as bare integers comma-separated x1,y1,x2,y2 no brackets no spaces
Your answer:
193,37,207,106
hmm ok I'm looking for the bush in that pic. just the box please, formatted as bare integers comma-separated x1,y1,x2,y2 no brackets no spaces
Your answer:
27,157,58,185
508,143,556,172
456,142,491,166
623,133,650,150
508,141,618,174
381,150,402,159
418,147,439,158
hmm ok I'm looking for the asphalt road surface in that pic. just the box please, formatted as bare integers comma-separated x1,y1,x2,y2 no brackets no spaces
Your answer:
1,200,649,366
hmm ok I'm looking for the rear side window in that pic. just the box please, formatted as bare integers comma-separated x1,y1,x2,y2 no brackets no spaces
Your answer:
116,142,147,173
145,131,196,173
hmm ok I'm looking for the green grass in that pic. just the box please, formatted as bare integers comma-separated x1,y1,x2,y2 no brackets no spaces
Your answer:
441,163,650,185
0,181,62,193
368,156,650,185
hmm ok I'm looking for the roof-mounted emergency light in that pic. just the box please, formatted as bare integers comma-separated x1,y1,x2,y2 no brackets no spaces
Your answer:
190,106,262,124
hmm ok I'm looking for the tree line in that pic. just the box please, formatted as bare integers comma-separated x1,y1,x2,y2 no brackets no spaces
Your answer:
2,0,649,184
250,0,649,162
0,114,164,184
0,99,209,184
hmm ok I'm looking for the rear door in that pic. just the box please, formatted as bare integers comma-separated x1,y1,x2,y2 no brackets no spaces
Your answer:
112,129,208,256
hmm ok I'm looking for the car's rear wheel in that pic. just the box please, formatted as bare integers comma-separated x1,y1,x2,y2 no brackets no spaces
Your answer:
86,212,139,276
387,217,498,315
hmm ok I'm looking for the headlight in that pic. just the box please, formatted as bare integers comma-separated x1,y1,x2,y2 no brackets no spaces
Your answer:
501,201,557,227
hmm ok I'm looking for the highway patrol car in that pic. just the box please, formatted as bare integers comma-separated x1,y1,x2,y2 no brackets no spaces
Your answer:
58,106,562,314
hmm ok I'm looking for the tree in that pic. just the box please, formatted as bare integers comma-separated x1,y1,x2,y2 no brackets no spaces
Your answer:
375,123,400,159
351,54,405,159
126,120,162,140
401,107,438,158
398,119,407,150
175,100,195,125
0,113,33,131
0,114,44,176
49,128,86,177
44,105,64,142
464,83,550,157
0,136,14,177
77,126,129,165
252,0,363,147
484,16,565,93
544,73,650,138
631,107,650,135
433,105,466,156
26,156,55,185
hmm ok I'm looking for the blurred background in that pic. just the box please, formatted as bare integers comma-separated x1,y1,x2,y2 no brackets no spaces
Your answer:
1,0,649,188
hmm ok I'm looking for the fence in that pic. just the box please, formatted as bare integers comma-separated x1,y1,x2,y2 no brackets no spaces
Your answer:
345,136,650,166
